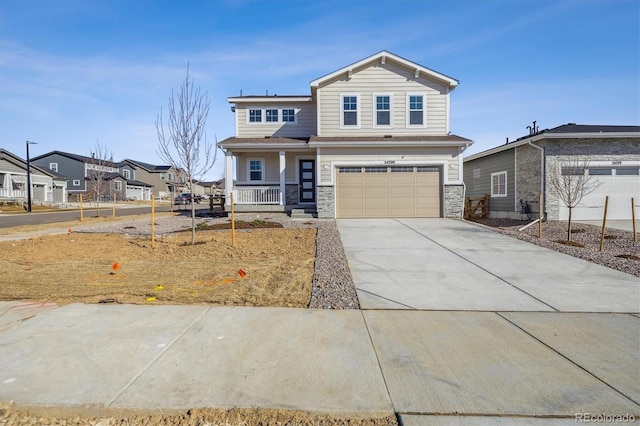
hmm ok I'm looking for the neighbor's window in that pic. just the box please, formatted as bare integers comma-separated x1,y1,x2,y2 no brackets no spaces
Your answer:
123,169,131,180
375,95,391,127
491,171,507,197
114,181,122,191
282,109,295,122
588,168,612,176
616,167,639,176
49,163,58,172
73,180,80,186
266,109,278,122
407,94,425,126
561,167,585,176
341,94,359,127
249,109,262,123
249,159,263,181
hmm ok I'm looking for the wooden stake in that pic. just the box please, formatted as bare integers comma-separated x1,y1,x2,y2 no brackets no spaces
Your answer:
79,194,84,222
112,193,116,218
632,197,637,243
231,192,236,247
538,193,542,239
151,197,155,248
599,195,609,252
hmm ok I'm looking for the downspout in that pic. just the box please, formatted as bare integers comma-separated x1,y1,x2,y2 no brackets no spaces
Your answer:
528,139,545,220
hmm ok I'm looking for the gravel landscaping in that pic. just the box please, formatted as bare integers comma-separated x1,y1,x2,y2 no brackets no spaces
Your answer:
468,218,639,277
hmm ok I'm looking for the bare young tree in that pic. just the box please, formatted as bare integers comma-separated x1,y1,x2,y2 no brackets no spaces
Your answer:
547,157,599,240
86,142,114,216
156,64,217,244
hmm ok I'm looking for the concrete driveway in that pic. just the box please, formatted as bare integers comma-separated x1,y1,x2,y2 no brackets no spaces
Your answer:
338,218,639,312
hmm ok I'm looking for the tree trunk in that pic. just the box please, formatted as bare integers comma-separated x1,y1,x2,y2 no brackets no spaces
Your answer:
567,207,573,241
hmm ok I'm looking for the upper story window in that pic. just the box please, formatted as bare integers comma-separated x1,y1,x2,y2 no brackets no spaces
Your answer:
49,163,58,172
73,180,80,186
491,171,507,198
282,109,295,122
265,109,278,122
375,95,391,127
123,169,131,180
249,159,263,182
249,109,262,123
341,94,360,128
407,94,426,127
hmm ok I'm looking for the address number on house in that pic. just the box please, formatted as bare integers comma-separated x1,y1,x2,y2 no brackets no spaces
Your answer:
384,160,396,165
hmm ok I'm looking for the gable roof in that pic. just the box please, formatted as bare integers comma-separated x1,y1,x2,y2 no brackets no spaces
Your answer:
464,123,640,162
120,158,172,172
101,172,153,187
31,150,116,167
0,148,67,180
310,50,459,90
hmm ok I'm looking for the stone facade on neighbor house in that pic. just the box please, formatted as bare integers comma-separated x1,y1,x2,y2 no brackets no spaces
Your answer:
218,51,473,219
464,124,640,221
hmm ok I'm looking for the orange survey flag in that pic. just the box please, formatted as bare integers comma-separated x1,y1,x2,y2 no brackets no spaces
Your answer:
238,269,247,279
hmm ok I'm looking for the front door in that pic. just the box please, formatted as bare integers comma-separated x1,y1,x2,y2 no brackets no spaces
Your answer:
299,159,316,203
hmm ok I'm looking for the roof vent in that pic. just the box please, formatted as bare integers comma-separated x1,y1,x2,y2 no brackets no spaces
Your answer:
383,135,392,138
567,122,576,125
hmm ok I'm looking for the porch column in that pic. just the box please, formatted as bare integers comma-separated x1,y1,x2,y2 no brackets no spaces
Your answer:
224,150,233,208
279,151,286,206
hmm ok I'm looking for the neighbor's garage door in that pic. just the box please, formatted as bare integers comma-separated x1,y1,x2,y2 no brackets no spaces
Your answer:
336,166,441,218
559,166,640,220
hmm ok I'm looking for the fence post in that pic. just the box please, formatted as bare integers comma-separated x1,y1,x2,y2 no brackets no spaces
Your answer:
79,194,84,222
231,192,236,247
599,195,609,252
151,198,155,248
112,193,116,218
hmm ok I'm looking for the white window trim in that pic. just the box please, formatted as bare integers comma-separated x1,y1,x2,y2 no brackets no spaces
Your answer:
49,163,58,172
114,181,123,191
340,93,361,129
123,169,131,180
247,108,263,124
73,179,81,186
490,171,508,198
282,108,298,124
406,92,427,128
373,93,393,128
247,158,265,182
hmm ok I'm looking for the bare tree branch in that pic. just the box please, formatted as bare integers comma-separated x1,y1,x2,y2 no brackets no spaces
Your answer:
547,157,600,240
156,64,217,244
86,142,114,216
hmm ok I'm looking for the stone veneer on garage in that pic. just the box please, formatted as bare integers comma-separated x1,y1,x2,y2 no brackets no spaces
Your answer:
315,185,464,219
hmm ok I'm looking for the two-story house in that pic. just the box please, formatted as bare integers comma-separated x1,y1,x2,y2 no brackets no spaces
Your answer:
218,51,472,218
118,159,186,199
32,151,152,201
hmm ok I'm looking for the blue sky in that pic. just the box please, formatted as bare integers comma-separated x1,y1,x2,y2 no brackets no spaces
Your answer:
1,0,638,180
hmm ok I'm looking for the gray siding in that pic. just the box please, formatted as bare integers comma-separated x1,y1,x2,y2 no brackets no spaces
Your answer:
0,158,25,174
463,149,515,212
32,153,86,192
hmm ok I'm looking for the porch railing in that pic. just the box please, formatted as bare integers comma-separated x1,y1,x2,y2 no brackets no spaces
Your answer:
0,189,26,198
233,186,281,205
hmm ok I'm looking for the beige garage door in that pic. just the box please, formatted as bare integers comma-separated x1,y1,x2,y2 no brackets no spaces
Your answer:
336,166,441,218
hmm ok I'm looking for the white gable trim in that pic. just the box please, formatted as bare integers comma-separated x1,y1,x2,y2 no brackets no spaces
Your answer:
310,50,459,89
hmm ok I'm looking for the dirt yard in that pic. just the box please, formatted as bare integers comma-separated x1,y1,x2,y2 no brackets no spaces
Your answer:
0,226,317,307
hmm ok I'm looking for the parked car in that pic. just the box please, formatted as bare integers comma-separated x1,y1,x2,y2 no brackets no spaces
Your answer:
173,193,202,204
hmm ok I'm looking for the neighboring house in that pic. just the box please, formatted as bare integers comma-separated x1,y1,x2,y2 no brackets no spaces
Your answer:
0,148,68,204
101,172,153,201
119,159,185,199
463,123,640,221
31,150,120,197
218,51,472,218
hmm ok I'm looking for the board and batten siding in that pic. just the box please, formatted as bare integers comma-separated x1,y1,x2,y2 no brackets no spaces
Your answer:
317,63,449,137
0,158,26,174
319,146,461,184
463,149,515,212
234,101,316,138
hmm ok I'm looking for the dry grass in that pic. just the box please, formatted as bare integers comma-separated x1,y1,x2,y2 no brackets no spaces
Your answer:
0,228,316,307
